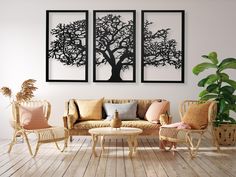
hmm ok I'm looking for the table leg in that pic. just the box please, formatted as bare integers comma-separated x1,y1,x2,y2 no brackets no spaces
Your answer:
127,136,134,157
100,136,105,153
133,136,138,153
92,134,98,157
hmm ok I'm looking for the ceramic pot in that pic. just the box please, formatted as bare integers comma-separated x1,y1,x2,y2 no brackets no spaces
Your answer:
110,110,122,128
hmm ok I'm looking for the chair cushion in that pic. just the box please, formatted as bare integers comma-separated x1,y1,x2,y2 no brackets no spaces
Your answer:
103,102,138,120
19,105,51,130
75,98,103,120
145,100,170,123
182,102,211,129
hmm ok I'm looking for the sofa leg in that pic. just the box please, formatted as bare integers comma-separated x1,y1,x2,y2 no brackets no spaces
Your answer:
69,136,73,142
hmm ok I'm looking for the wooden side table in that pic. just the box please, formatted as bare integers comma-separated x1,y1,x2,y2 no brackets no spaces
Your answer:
88,127,143,157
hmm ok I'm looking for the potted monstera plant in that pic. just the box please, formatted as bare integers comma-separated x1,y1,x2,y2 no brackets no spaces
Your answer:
192,52,236,145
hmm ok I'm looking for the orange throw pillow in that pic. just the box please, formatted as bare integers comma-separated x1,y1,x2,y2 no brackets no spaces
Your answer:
145,100,170,123
182,102,211,129
19,105,51,130
75,98,104,120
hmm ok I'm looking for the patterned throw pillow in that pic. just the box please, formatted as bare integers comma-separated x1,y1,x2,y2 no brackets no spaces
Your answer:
75,98,104,120
103,102,138,120
182,102,211,129
145,100,170,124
19,105,51,130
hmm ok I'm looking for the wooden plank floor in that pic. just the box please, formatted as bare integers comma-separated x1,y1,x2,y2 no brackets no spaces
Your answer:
0,136,236,177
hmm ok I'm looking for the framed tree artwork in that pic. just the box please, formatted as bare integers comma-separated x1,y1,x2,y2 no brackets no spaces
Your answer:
46,10,88,82
141,10,185,83
93,10,136,82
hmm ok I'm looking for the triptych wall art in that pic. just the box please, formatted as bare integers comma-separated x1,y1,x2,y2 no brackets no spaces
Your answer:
141,11,184,83
46,10,184,83
46,10,88,82
93,10,136,82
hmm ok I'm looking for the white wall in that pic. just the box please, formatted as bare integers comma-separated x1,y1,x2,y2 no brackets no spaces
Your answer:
0,0,236,139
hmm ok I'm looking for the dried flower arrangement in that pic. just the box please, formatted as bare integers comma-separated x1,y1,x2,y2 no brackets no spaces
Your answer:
0,79,37,103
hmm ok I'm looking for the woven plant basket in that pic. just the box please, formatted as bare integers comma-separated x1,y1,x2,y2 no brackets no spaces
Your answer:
213,124,236,146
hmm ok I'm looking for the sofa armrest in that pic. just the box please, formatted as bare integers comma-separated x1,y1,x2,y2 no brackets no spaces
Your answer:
63,114,77,130
160,114,172,125
63,116,68,129
63,101,69,129
63,100,77,129
66,114,74,129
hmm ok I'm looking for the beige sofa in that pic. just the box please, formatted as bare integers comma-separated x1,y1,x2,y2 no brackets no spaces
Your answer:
63,99,170,141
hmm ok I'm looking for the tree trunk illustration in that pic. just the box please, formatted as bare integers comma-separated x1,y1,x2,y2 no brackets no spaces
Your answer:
109,65,122,81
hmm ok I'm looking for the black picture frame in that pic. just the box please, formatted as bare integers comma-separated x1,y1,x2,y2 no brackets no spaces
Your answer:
46,10,88,82
141,10,185,83
93,10,136,83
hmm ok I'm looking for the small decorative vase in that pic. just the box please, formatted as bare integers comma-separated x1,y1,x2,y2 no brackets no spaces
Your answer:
110,110,122,128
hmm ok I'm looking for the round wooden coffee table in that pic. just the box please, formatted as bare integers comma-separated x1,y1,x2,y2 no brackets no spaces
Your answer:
88,127,143,157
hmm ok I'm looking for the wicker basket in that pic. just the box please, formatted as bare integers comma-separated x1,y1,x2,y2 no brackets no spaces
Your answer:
213,124,236,145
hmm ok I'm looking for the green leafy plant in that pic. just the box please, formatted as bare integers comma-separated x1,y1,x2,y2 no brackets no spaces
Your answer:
192,52,236,126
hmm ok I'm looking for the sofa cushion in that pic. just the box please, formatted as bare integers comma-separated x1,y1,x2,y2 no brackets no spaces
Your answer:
145,100,170,123
73,120,161,130
103,102,138,120
182,102,210,129
75,98,104,120
136,100,153,119
103,99,154,119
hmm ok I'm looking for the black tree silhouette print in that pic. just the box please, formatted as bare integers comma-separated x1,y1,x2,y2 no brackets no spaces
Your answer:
143,20,182,69
95,14,135,82
49,20,87,67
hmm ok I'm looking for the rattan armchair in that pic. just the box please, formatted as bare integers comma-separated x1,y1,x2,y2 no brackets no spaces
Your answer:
8,100,69,157
159,100,220,158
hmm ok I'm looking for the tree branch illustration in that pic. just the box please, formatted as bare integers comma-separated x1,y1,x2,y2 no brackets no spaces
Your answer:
143,20,182,69
49,20,87,67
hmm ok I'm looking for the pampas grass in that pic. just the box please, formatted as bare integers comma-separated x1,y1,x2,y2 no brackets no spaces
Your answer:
0,79,37,103
0,87,12,98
